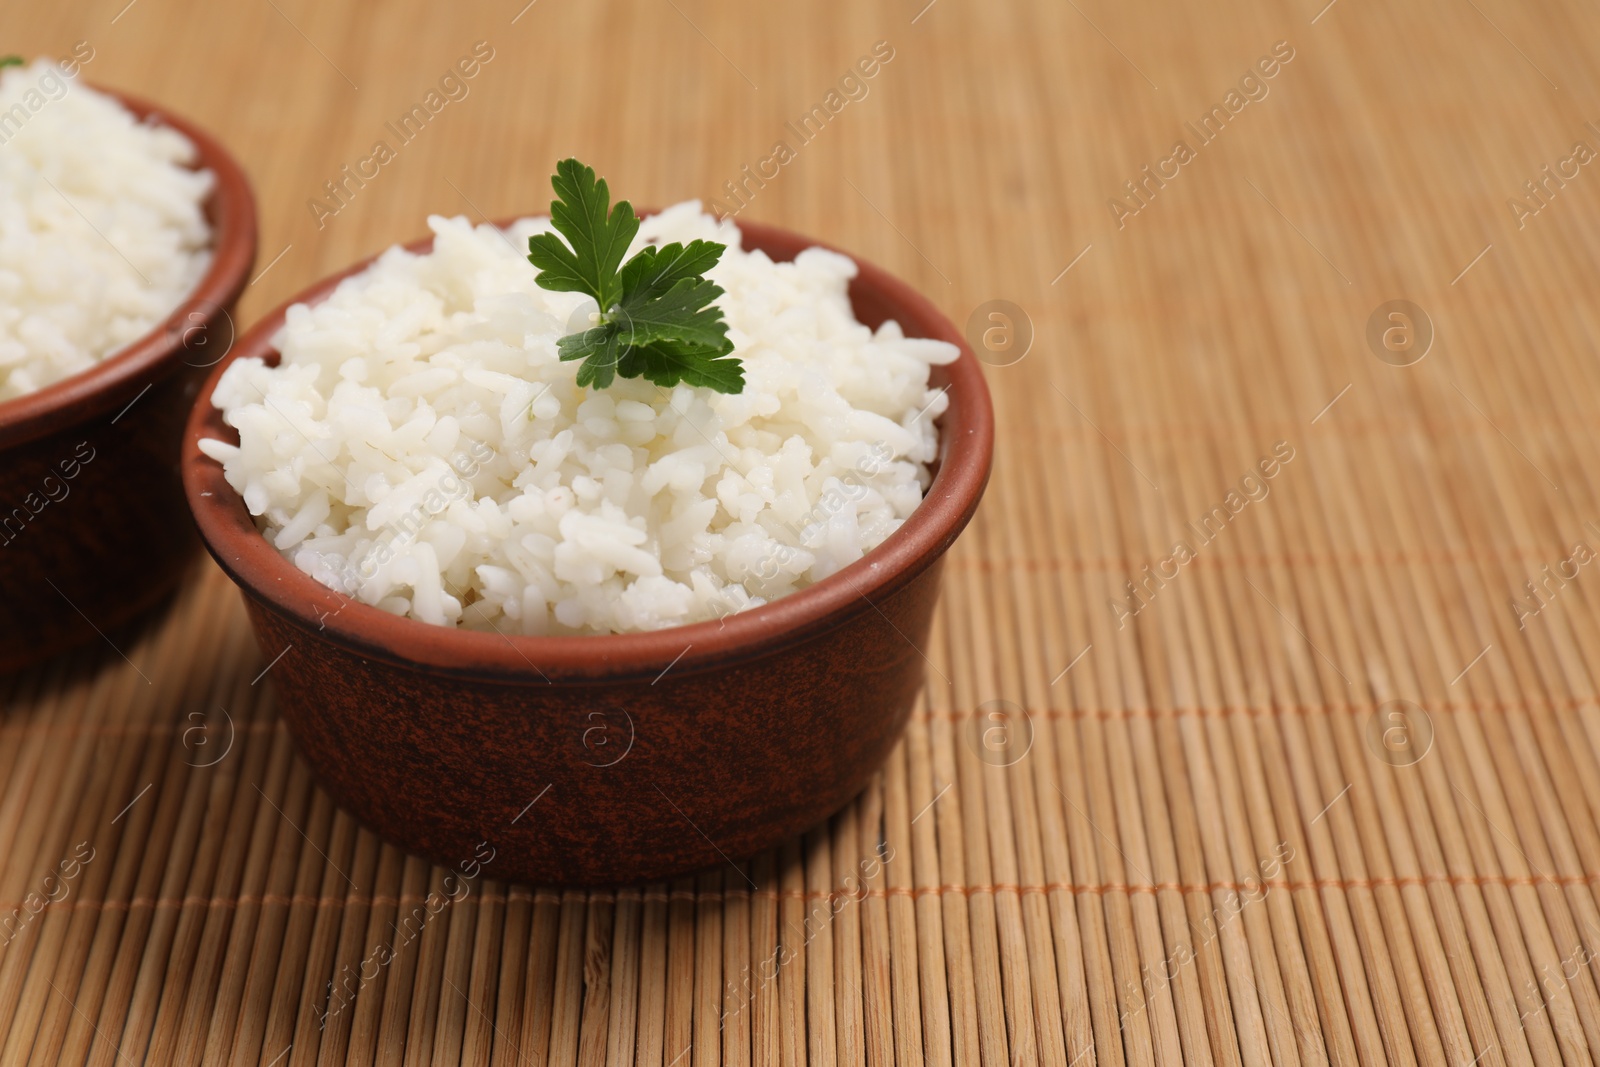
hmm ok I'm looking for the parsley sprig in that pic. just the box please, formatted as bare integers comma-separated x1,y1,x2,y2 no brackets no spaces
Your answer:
528,158,745,393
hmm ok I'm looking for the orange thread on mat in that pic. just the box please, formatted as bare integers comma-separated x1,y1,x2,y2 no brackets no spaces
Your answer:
1016,412,1591,443
910,694,1597,724
3,869,1592,915
947,542,1557,575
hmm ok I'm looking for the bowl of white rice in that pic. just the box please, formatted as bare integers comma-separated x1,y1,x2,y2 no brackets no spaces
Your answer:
184,209,991,884
0,63,256,672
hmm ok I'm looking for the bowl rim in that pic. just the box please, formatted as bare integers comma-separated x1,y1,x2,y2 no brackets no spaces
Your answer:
183,215,993,683
0,83,258,449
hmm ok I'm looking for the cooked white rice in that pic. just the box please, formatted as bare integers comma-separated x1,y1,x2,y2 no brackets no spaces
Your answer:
201,203,956,634
0,60,214,400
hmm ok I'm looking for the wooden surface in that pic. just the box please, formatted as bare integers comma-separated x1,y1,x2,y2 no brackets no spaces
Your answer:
6,0,1600,1064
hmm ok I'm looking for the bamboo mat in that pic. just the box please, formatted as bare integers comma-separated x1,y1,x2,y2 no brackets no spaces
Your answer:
6,0,1600,1063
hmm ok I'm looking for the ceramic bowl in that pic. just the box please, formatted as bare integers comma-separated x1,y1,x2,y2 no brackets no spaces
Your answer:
183,218,991,885
0,87,256,673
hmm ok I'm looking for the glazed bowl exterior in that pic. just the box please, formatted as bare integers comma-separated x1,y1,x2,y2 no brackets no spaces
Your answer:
0,87,257,672
183,218,991,885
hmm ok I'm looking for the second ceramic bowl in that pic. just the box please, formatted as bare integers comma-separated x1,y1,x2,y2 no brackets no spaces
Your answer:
184,219,991,885
0,87,256,673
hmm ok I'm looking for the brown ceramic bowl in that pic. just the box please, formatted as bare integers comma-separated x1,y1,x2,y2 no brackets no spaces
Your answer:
0,87,256,673
184,218,991,885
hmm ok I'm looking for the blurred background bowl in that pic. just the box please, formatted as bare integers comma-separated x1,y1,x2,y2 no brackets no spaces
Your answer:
183,218,992,885
0,87,257,673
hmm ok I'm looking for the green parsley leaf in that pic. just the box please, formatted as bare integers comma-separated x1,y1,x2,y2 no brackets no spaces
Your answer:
617,340,746,392
616,275,730,351
526,159,637,309
528,159,744,394
617,239,724,296
0,56,24,69
556,324,624,390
